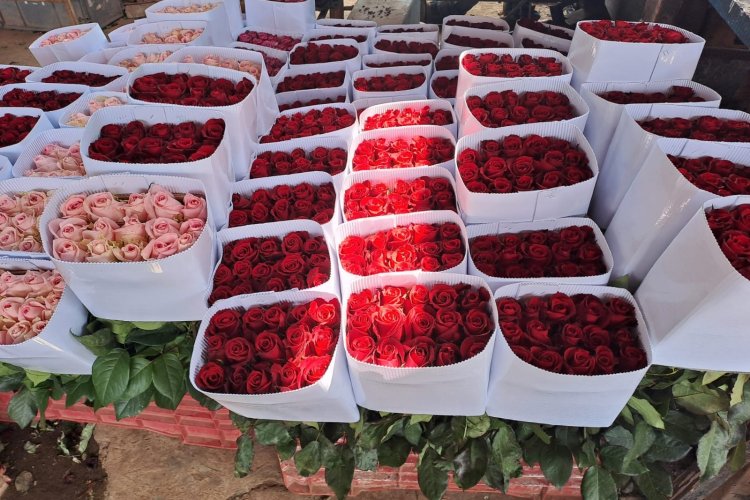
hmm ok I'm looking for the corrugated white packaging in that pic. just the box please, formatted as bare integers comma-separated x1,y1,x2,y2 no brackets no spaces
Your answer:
372,34,439,58
358,98,457,137
590,104,750,228
442,15,510,32
80,105,233,226
0,83,90,128
459,79,590,137
126,63,259,179
347,125,457,176
440,25,514,51
579,80,721,162
108,44,185,72
636,196,750,371
273,65,351,101
362,53,434,74
29,23,108,66
487,282,652,426
456,49,573,120
434,48,463,71
57,91,130,129
351,95,426,116
512,22,574,53
568,21,705,89
244,0,315,33
230,171,340,238
0,258,94,374
466,217,612,292
0,108,54,163
344,271,498,415
377,24,440,44
606,141,750,288
287,39,362,75
77,47,127,65
276,87,349,113
108,21,140,44
429,69,458,106
351,66,429,101
455,122,598,223
145,0,234,46
11,128,85,178
39,174,216,321
211,220,340,302
26,62,129,92
305,27,374,55
127,20,212,46
334,210,468,297
189,290,359,422
259,102,358,148
0,156,12,181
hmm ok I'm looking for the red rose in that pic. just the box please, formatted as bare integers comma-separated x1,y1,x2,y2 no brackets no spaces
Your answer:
530,346,563,373
246,369,273,394
211,309,242,337
436,342,460,366
298,355,332,386
254,331,284,362
405,336,437,367
225,337,254,363
195,362,225,391
563,347,596,375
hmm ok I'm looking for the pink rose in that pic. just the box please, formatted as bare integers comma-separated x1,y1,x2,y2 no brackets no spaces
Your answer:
0,194,19,215
82,216,118,241
18,236,42,253
180,218,205,238
33,155,60,173
124,193,148,222
50,272,65,292
43,294,60,311
2,278,32,297
145,217,181,239
141,233,180,260
19,299,47,322
86,239,117,263
7,321,33,344
113,243,143,262
48,217,88,241
31,320,48,335
177,232,195,251
144,186,184,219
0,227,21,250
23,270,53,297
0,297,23,319
11,213,37,234
0,213,9,229
182,193,207,220
52,238,87,262
114,219,148,244
59,194,86,217
83,192,125,222
20,191,47,216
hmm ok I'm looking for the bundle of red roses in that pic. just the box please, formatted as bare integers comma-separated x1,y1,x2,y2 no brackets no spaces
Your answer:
275,71,346,93
0,114,38,148
444,34,509,49
209,232,332,304
521,39,568,55
346,283,494,367
353,73,426,93
352,136,454,171
496,292,648,374
130,73,254,106
380,27,432,34
87,118,225,163
0,88,82,111
458,135,594,193
309,33,369,43
462,53,564,77
250,147,347,178
471,226,607,279
516,19,573,40
259,107,355,143
431,76,458,99
236,30,302,51
638,116,750,142
41,70,120,87
706,204,750,279
195,297,340,394
289,43,359,65
669,155,750,196
446,19,507,31
435,55,459,71
367,59,432,68
598,86,705,104
344,176,457,220
363,106,453,131
0,67,33,86
339,221,465,275
374,39,439,57
228,182,336,227
466,90,576,128
580,20,688,44
278,96,346,112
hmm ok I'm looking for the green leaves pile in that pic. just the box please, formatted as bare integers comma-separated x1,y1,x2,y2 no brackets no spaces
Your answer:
0,318,747,500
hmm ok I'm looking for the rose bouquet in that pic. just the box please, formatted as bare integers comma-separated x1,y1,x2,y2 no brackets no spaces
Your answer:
487,283,651,426
63,93,126,128
0,109,53,162
25,141,85,177
136,27,205,44
362,53,432,70
275,70,347,93
444,34,509,49
0,66,35,86
435,54,460,71
40,29,90,46
442,25,513,50
129,72,255,106
40,70,119,88
444,16,509,31
278,95,346,112
113,48,178,72
157,3,217,13
353,69,428,100
344,272,497,415
512,19,574,55
179,54,261,80
236,30,302,51
598,86,707,104
516,19,573,40
580,20,688,43
0,268,64,346
638,115,750,142
231,44,285,77
144,0,236,46
430,72,458,101
258,104,356,144
0,188,50,254
361,104,454,132
308,32,368,43
288,41,360,73
373,38,439,57
351,132,455,172
521,39,568,53
0,87,82,111
30,23,108,66
249,143,348,179
668,154,750,195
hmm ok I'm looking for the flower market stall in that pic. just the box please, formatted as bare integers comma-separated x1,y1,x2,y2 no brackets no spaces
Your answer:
0,9,747,500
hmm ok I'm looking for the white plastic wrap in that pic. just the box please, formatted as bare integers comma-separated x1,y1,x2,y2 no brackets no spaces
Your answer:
145,0,234,46
351,66,430,101
11,128,85,178
244,0,315,33
0,83,90,128
512,22,574,54
440,25,514,51
108,21,141,44
487,283,652,426
127,20,212,46
26,62,129,92
29,23,109,66
276,87,349,114
57,91,129,130
0,108,54,163
287,38,362,74
77,47,126,65
0,156,11,181
358,98,458,137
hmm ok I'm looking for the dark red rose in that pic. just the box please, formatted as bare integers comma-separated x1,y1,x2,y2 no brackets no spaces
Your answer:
195,362,225,391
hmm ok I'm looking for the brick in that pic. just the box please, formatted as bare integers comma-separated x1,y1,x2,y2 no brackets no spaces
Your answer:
176,415,218,428
139,419,182,437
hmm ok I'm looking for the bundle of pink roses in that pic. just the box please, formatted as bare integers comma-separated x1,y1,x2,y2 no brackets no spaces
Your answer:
0,191,48,253
0,269,64,345
49,184,207,263
26,142,85,177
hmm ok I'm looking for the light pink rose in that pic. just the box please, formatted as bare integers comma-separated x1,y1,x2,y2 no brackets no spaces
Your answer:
33,155,61,173
60,155,84,174
20,191,47,216
7,321,33,344
0,297,23,320
180,218,205,238
23,271,53,297
49,217,88,241
53,238,87,262
19,299,46,322
145,217,181,239
60,194,87,217
0,227,21,250
0,194,19,215
103,97,123,107
18,236,42,253
144,186,184,219
11,212,37,234
44,294,60,311
141,233,179,260
31,320,49,336
113,243,143,262
50,271,65,292
0,213,10,229
86,239,117,263
177,232,195,252
114,220,147,244
82,216,118,241
181,193,207,220
124,193,148,221
83,192,126,222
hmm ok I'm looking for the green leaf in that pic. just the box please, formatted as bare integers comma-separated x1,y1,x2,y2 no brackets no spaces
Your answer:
109,320,135,344
277,439,296,460
604,426,633,448
92,349,130,404
490,421,523,492
230,412,253,433
377,436,411,467
673,380,730,415
294,441,322,477
254,421,292,446
628,397,665,429
728,400,750,425
664,410,706,445
77,327,116,356
130,321,168,330
359,418,393,449
418,447,449,500
0,363,21,377
234,435,254,478
622,421,656,467
577,440,597,470
527,423,552,444
122,357,153,399
465,415,491,438
186,382,222,411
453,438,488,490
522,436,546,466
646,432,691,463
697,420,732,480
8,387,37,428
581,465,617,500
65,377,93,407
540,444,572,489
354,445,378,471
634,463,673,500
0,372,25,392
151,353,185,408
126,325,181,346
409,414,432,426
114,388,154,420
483,454,505,492
403,423,422,446
599,446,648,476
730,374,749,407
325,445,354,499
318,436,338,468
427,422,453,449
702,371,726,385
728,438,747,472
24,369,50,386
